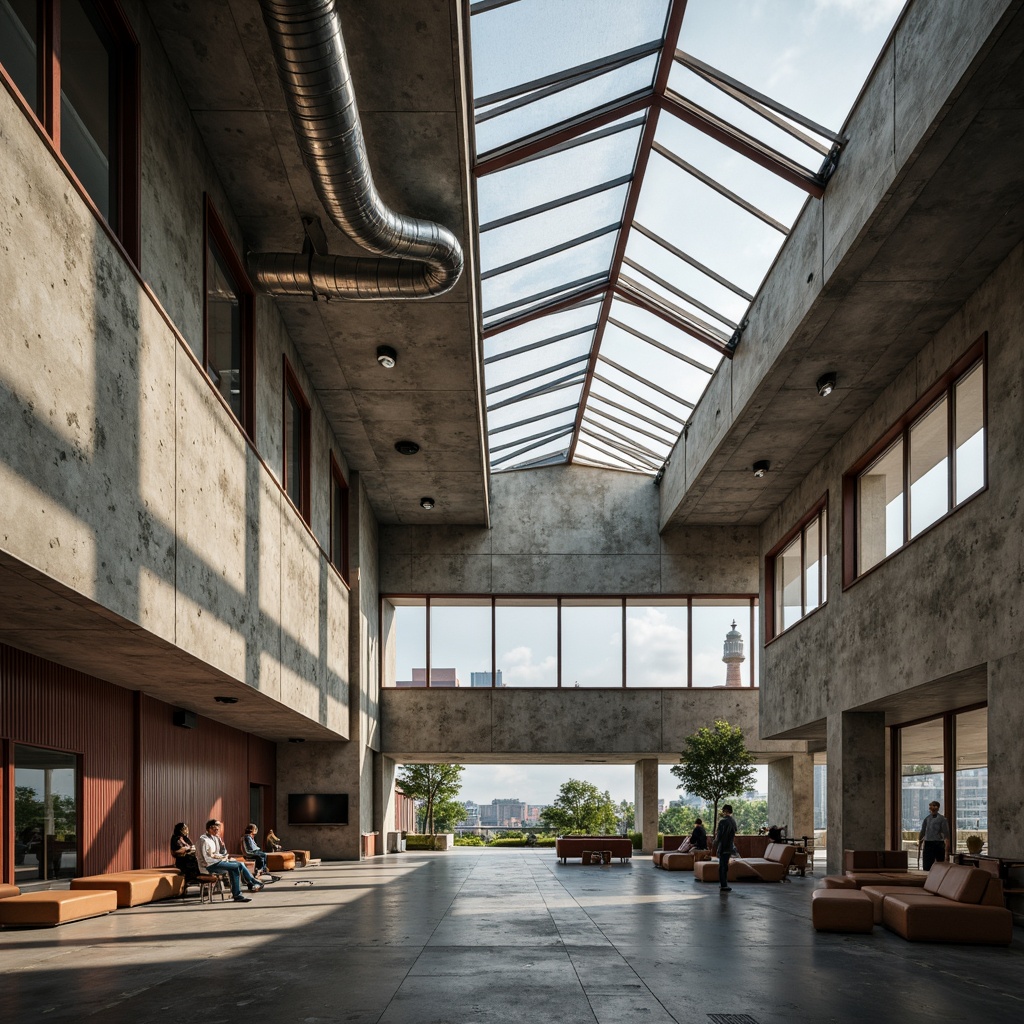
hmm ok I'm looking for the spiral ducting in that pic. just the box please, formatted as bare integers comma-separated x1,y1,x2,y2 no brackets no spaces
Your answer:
251,0,464,299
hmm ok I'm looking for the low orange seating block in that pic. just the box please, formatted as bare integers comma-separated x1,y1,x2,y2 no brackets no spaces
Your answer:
0,889,116,927
72,871,183,907
811,889,873,933
267,851,296,871
289,849,312,866
0,884,21,900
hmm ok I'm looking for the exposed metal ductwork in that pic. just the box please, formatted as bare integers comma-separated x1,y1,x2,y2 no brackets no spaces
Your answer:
251,0,464,299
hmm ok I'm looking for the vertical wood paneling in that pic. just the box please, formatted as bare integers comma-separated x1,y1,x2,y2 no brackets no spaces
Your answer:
1,643,277,880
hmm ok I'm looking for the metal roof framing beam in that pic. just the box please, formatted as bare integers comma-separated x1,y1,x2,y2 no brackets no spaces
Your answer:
566,0,690,465
484,284,607,337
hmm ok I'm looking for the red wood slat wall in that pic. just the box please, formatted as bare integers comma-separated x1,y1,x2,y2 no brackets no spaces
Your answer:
0,643,277,880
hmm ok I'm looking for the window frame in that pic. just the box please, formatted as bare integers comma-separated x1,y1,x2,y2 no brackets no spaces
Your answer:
329,453,350,584
842,336,987,588
0,0,140,263
282,356,311,524
764,494,828,643
203,195,255,440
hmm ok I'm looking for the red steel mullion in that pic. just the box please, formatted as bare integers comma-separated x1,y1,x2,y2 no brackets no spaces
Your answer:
567,0,689,463
483,284,607,338
660,93,825,198
614,283,731,357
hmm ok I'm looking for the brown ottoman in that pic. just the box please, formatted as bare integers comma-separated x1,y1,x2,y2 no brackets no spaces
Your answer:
652,850,668,867
662,852,696,871
289,849,312,867
821,875,858,889
811,888,873,933
0,889,117,927
0,884,21,900
72,871,183,907
267,851,296,871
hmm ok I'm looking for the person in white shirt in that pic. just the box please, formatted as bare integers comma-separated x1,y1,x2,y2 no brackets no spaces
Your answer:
197,819,263,902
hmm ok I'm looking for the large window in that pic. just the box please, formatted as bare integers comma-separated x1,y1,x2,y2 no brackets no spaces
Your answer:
383,595,757,688
330,455,349,583
766,498,827,640
283,358,311,523
0,0,140,259
14,744,79,884
846,340,985,582
204,198,255,437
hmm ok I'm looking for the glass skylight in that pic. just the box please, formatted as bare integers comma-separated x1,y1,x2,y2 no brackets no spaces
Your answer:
469,0,906,474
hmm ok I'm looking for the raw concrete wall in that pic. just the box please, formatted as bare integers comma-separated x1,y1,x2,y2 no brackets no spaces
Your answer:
380,466,758,594
0,3,353,735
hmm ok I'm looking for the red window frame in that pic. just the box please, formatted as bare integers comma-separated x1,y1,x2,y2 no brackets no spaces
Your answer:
842,336,987,588
0,0,141,263
764,494,828,643
283,357,311,524
203,196,255,440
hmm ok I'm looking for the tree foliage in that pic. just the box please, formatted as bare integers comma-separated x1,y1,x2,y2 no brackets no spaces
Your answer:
670,719,756,831
616,800,635,832
540,779,617,834
658,804,698,835
396,763,464,835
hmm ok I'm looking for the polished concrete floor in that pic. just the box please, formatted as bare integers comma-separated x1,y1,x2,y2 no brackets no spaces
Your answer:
1,850,1022,1023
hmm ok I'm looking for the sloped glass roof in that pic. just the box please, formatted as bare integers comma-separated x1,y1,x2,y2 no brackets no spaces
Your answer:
469,0,905,474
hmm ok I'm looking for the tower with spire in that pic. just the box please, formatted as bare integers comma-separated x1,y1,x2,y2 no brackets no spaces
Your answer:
722,620,745,688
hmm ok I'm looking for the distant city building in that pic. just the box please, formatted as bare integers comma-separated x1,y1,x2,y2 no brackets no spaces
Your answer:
395,667,460,687
814,764,828,830
460,800,481,828
723,620,745,688
524,804,545,824
491,797,527,826
657,798,666,814
470,671,503,687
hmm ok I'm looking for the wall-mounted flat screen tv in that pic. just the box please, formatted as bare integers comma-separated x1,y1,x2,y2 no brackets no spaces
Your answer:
288,793,348,825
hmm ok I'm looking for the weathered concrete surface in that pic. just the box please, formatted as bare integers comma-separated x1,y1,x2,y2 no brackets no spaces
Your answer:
634,758,658,854
381,467,759,595
381,688,806,762
767,754,814,843
660,0,1024,528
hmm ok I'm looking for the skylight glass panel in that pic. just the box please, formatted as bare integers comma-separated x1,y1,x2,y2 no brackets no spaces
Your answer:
487,384,585,429
485,334,593,390
477,117,644,219
610,298,723,374
475,55,658,156
483,274,606,327
494,433,572,470
480,184,629,274
600,322,713,406
470,0,670,101
487,358,589,402
586,378,682,435
481,232,616,318
484,301,600,361
595,356,692,419
490,409,577,449
678,0,903,130
620,263,736,340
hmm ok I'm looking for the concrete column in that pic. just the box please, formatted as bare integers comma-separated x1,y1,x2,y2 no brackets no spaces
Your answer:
825,712,886,875
372,752,397,846
767,753,815,842
988,655,1023,857
634,758,659,854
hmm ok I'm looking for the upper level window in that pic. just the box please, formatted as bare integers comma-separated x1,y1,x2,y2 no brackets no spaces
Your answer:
330,455,349,582
283,358,311,523
766,499,827,640
845,338,986,583
0,1,140,260
204,198,254,437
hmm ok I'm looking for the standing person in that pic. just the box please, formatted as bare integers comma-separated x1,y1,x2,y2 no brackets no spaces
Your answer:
197,819,263,903
918,801,951,870
715,805,737,892
689,818,708,851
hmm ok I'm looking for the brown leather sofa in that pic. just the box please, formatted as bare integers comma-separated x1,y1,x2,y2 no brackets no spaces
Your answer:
841,849,926,888
695,842,796,882
872,862,1012,943
659,850,711,871
555,837,633,863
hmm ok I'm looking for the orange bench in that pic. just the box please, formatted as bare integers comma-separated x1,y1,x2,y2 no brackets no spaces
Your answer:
71,871,184,907
0,889,117,927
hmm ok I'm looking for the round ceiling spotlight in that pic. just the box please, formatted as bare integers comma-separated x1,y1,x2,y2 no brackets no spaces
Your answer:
214,695,239,704
816,372,837,398
394,440,420,456
377,345,397,369
753,460,770,478
420,497,436,510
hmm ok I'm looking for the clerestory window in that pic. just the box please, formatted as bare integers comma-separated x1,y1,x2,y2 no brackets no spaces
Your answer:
765,498,827,641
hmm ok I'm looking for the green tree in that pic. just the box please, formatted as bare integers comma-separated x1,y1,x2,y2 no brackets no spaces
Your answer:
616,800,635,832
670,719,756,833
540,779,617,834
728,797,768,834
658,804,698,836
432,796,468,833
396,763,464,835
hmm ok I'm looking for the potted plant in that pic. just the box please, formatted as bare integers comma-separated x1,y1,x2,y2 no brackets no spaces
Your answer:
965,835,984,855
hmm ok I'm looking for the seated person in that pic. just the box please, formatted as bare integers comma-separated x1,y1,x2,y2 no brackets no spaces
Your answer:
241,824,279,880
170,822,202,883
265,828,283,852
197,819,263,902
689,819,708,851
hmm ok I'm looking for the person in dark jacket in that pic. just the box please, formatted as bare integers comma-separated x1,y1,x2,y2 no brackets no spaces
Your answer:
689,819,708,851
714,805,737,892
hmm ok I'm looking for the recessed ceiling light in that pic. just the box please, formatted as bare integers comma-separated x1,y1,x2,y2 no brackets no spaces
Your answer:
214,696,238,704
816,372,837,397
288,737,305,743
420,497,435,510
394,440,420,455
753,460,770,478
377,345,397,369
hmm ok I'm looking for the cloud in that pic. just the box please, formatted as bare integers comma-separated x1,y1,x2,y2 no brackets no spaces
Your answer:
813,0,905,31
499,645,557,686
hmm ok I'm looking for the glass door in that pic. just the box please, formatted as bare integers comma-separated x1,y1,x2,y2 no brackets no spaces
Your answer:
14,744,79,884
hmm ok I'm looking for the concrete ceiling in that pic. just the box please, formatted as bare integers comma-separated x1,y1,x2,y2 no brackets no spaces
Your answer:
145,0,489,525
661,2,1024,527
